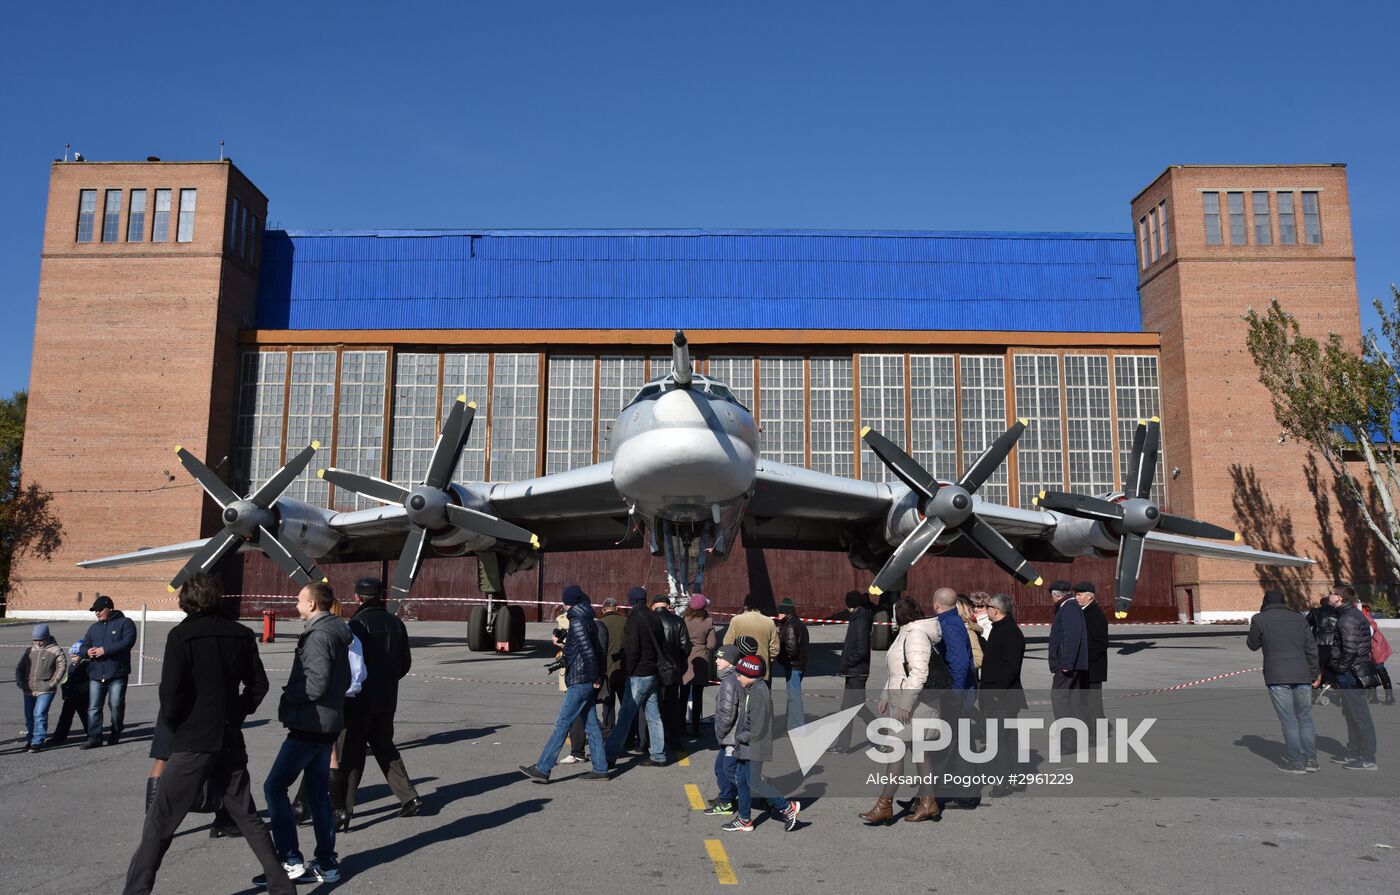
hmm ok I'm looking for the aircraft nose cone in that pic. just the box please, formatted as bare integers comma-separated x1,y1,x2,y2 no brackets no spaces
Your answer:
651,388,708,425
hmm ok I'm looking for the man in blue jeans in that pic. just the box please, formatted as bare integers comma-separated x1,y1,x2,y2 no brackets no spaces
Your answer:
605,587,668,766
776,600,808,729
258,582,352,888
1247,589,1320,773
1328,586,1379,770
520,585,610,783
82,595,136,748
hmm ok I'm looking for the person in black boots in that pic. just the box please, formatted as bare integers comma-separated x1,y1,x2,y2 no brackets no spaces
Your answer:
52,641,90,745
339,577,423,830
834,591,873,753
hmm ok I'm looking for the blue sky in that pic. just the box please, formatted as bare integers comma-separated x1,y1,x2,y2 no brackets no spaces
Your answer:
1,1,1396,396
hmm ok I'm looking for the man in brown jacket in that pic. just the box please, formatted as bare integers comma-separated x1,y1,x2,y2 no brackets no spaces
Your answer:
722,594,779,680
16,624,67,752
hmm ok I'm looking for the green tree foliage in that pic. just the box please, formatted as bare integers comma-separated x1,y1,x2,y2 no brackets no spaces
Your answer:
1243,287,1400,583
0,391,64,602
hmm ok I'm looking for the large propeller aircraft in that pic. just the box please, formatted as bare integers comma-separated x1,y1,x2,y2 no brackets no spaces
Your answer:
81,332,1310,640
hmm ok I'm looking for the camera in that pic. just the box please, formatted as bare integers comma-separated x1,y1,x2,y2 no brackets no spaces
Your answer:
544,657,567,675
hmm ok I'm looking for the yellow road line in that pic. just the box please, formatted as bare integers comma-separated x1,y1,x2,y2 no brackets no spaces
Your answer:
704,839,739,885
684,783,706,810
678,750,691,767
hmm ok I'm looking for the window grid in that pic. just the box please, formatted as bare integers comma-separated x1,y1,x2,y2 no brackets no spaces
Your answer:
1064,354,1115,496
909,354,956,483
334,351,388,510
76,190,97,242
442,353,489,481
759,357,805,465
1138,216,1150,269
959,355,1009,504
1149,207,1161,262
101,189,122,242
1252,191,1272,245
176,188,197,242
1302,191,1322,244
490,354,540,481
546,356,596,473
284,351,336,505
1227,191,1246,245
1114,355,1166,504
1203,192,1222,245
239,204,249,258
1278,191,1297,244
598,357,646,460
127,190,146,242
390,353,441,487
152,189,171,242
232,351,287,496
228,197,240,251
859,354,906,483
1013,354,1064,508
1157,200,1169,254
706,357,754,409
810,357,854,478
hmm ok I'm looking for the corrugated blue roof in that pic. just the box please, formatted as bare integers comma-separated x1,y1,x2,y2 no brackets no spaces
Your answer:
255,229,1142,332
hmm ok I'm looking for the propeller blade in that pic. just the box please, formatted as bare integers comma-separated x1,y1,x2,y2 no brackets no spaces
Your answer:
169,530,243,591
251,442,321,508
318,469,411,507
1125,422,1146,499
1156,513,1238,541
861,426,939,499
959,419,1027,493
957,515,1042,586
444,504,539,547
175,446,240,509
869,517,947,595
1113,532,1146,619
391,525,430,597
1132,418,1161,500
1033,490,1125,523
255,526,314,586
425,397,477,491
278,530,328,584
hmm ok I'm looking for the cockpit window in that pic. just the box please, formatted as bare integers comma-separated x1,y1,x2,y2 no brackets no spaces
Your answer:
621,376,749,412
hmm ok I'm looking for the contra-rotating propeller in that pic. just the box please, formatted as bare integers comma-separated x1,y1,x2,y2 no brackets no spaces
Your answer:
320,395,539,597
169,442,328,591
1033,417,1238,618
862,420,1043,595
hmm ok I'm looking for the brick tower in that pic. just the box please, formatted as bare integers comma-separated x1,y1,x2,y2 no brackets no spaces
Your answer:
1132,164,1362,618
12,160,266,616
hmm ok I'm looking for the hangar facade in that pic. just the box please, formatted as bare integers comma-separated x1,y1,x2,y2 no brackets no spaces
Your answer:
11,160,1363,621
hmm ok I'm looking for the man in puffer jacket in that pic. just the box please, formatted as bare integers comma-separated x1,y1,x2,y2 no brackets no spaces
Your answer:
15,624,66,752
520,585,611,783
1328,585,1378,770
704,645,744,815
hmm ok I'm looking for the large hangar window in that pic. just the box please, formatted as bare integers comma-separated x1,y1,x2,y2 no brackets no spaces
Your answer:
334,350,388,510
859,354,906,483
391,353,441,487
759,357,805,466
1014,354,1063,508
960,355,1010,505
546,356,596,473
1114,355,1165,503
598,357,646,460
707,357,754,409
232,350,287,495
909,354,957,483
1065,354,1115,496
490,353,540,480
809,357,854,478
284,350,336,505
442,353,489,481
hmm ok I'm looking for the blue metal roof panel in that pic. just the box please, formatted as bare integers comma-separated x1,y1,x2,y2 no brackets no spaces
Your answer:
256,229,1143,332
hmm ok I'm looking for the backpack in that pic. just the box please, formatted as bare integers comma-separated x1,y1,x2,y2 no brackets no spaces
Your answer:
648,621,680,686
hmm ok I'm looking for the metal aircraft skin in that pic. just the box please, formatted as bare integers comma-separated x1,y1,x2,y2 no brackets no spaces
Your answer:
79,332,1312,616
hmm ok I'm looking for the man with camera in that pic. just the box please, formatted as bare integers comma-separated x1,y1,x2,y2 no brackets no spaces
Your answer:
520,585,611,783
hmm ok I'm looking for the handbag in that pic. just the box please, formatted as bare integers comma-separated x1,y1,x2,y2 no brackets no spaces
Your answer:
648,623,680,687
1353,659,1382,690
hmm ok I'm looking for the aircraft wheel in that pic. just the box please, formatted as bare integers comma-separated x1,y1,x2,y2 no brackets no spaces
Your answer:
467,605,491,652
870,609,893,652
507,605,527,652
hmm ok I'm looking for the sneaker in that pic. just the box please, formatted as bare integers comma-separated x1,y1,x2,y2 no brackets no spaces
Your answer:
518,764,550,784
1304,759,1320,773
252,861,306,888
559,754,585,764
1329,753,1358,765
721,817,754,832
783,800,801,832
1343,759,1378,771
306,859,340,883
1276,763,1307,774
703,801,735,816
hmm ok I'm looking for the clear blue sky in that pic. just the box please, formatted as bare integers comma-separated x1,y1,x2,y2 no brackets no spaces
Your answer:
2,1,1396,396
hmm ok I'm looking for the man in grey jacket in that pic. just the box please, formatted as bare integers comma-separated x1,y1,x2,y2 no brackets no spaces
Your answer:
1246,590,1320,773
259,582,353,887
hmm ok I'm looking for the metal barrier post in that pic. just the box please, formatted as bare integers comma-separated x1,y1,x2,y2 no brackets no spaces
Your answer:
137,603,147,686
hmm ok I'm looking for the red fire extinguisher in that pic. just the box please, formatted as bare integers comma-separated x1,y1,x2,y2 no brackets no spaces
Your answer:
261,609,276,643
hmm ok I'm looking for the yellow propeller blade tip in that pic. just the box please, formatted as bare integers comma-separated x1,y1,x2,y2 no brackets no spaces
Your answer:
1038,489,1047,499
1032,577,1044,587
868,585,883,596
167,584,176,593
310,440,321,451
1150,416,1160,423
174,445,183,454
530,534,541,550
1234,532,1243,542
1032,497,1039,507
322,577,329,583
456,394,467,403
1017,417,1028,427
316,469,325,479
1114,611,1128,620
860,425,872,437
467,400,477,409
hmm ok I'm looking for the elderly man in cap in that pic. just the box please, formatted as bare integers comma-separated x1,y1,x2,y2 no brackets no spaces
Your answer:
775,598,809,729
596,596,629,743
1047,580,1089,723
1247,589,1321,773
1075,581,1110,736
605,585,670,766
520,585,610,783
83,594,137,748
338,576,422,829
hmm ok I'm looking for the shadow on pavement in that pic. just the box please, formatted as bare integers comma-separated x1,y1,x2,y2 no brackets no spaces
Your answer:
336,797,549,876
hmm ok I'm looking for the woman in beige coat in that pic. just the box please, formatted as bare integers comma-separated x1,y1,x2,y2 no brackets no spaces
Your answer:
956,594,985,673
858,598,943,825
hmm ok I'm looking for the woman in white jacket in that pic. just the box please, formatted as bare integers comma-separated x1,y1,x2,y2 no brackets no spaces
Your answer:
858,597,943,825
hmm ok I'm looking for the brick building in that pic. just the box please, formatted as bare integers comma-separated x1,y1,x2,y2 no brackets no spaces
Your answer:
9,160,1365,622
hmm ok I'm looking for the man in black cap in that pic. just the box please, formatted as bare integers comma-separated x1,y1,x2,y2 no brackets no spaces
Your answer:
833,590,873,753
338,577,422,829
605,585,669,766
775,598,808,729
1075,581,1109,736
83,594,137,748
1046,580,1088,724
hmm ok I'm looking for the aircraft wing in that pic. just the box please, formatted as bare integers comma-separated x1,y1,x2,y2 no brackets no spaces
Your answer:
484,462,636,551
76,539,214,569
1142,530,1314,566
